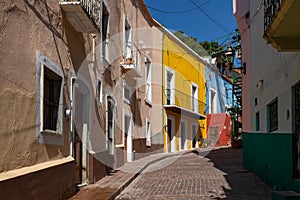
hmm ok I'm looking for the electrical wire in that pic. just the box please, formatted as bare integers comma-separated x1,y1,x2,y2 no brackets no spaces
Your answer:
146,5,198,14
189,0,231,33
145,0,211,14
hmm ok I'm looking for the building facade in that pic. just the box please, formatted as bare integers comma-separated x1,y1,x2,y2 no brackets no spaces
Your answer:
205,64,232,147
0,0,77,199
162,29,206,152
234,0,300,194
0,0,163,198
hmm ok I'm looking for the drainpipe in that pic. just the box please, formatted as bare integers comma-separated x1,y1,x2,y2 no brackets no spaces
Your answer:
69,77,74,157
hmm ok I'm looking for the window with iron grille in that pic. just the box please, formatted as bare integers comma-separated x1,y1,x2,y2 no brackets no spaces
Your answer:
256,112,260,131
36,51,64,145
43,67,62,131
268,98,278,132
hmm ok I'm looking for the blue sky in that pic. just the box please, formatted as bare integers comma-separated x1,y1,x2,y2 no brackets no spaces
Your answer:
144,0,237,44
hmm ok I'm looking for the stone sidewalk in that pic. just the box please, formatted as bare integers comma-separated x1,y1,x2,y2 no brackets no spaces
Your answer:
70,147,273,200
69,151,191,200
116,147,273,199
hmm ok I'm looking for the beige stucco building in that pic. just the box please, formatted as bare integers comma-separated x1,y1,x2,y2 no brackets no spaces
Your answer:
0,0,163,199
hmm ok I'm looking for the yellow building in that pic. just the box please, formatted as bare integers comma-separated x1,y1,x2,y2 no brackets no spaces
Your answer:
163,29,206,152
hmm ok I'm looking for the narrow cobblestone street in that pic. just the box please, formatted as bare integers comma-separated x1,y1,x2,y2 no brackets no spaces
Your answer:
116,147,272,200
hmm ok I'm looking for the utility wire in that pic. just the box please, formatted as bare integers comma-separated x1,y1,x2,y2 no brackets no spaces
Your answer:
145,0,210,14
189,0,231,33
146,5,198,14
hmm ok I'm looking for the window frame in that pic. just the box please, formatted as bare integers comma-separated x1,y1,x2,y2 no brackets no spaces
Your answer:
145,56,152,104
165,67,175,105
36,51,64,145
209,88,217,113
97,79,103,105
123,82,132,104
124,18,132,60
146,118,151,147
267,98,278,132
191,82,198,113
256,112,260,131
106,95,116,155
101,1,110,64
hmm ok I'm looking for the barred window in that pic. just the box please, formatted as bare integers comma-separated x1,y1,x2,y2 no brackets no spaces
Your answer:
268,98,278,132
43,67,62,131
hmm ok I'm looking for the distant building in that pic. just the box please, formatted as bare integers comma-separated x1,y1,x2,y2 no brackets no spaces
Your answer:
205,63,232,147
162,28,206,152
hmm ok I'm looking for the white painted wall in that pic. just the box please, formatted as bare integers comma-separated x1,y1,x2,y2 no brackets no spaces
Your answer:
248,0,300,133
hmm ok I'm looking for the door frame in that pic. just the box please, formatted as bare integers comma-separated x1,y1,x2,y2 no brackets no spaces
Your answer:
191,122,199,148
180,119,188,150
124,109,133,162
72,76,91,185
166,115,176,153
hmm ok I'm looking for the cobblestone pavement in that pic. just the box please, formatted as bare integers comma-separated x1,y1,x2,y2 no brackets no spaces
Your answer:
116,147,272,200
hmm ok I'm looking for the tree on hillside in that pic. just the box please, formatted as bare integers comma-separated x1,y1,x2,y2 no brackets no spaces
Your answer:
174,31,209,57
173,31,220,57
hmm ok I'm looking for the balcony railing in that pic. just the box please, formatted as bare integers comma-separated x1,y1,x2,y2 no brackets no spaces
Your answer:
60,0,100,33
164,89,206,119
264,0,282,32
263,0,300,51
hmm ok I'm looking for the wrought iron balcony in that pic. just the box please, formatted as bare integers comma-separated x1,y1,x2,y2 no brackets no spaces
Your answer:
264,0,300,51
164,89,206,119
60,0,100,33
120,43,142,78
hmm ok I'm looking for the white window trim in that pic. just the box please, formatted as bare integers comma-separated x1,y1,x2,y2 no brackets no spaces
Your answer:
146,118,151,147
165,67,175,105
101,1,110,66
36,51,64,145
106,95,116,154
209,88,217,114
123,82,132,104
191,82,199,113
145,55,152,104
124,17,132,60
97,78,103,105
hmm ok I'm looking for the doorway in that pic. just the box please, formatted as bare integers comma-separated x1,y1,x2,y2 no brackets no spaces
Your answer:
73,79,90,185
167,116,176,152
124,111,133,162
293,81,300,177
192,124,198,148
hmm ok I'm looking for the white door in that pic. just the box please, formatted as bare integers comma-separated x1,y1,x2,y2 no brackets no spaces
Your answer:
125,113,133,162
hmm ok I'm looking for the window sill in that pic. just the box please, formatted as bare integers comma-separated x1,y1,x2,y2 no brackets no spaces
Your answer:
145,99,152,107
124,99,131,105
41,130,62,136
115,144,124,148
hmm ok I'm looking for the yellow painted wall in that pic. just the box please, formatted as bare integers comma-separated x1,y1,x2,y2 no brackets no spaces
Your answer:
163,31,207,152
